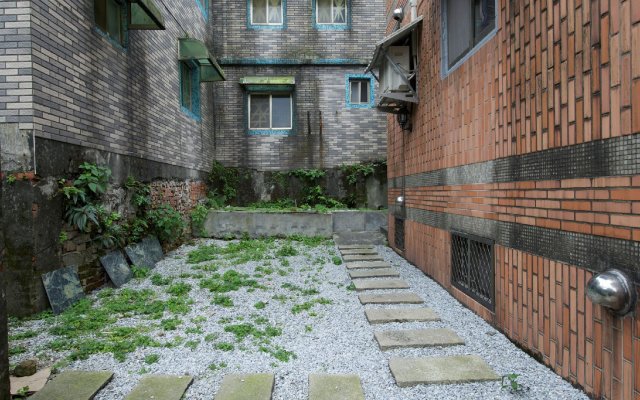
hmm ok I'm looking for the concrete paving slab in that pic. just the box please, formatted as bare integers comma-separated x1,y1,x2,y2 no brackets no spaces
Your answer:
337,245,374,250
389,355,500,387
349,269,400,279
345,261,392,270
365,308,440,324
353,279,410,291
340,249,378,255
359,293,423,304
124,375,192,400
214,373,274,400
343,254,383,262
30,371,113,400
308,374,365,400
375,328,464,350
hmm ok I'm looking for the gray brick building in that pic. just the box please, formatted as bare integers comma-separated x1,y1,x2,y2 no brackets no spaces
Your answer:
211,0,387,170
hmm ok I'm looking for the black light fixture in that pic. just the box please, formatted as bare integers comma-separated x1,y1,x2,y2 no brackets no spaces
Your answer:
397,110,411,132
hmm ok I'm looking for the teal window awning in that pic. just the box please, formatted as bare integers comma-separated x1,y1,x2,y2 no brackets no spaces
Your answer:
178,38,226,82
128,0,165,30
240,76,295,92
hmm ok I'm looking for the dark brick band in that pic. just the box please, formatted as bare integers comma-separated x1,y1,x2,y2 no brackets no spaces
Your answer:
393,205,640,281
391,133,640,188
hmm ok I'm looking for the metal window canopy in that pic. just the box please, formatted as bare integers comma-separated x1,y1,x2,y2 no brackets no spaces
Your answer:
179,38,226,82
239,76,296,92
365,16,423,114
128,0,165,30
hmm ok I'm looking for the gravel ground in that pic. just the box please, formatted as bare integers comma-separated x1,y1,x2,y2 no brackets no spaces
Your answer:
8,239,589,399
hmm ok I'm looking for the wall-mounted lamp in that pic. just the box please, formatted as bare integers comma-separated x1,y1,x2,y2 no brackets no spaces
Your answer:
586,269,637,316
396,196,405,205
393,8,405,22
397,111,411,132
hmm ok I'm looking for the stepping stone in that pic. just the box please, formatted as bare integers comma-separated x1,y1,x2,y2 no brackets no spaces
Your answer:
343,254,383,262
365,308,440,324
349,268,400,279
338,244,374,250
359,293,423,304
345,261,391,270
353,279,410,291
340,248,378,255
124,375,193,400
308,374,365,400
41,266,85,314
389,355,500,387
375,328,464,350
30,371,113,400
214,373,274,400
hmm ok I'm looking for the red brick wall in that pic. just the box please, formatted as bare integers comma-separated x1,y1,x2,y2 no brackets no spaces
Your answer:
386,0,640,398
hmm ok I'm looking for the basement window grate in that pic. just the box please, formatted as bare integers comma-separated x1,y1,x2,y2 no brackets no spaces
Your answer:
394,217,405,251
451,232,494,311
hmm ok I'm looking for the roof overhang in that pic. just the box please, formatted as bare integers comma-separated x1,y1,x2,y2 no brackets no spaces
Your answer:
240,76,296,92
365,16,423,73
128,0,165,30
179,38,226,82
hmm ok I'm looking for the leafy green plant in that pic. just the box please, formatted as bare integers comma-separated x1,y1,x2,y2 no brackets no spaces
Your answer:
276,243,298,257
215,342,235,351
212,295,234,307
147,204,186,245
160,318,181,331
208,361,227,371
332,255,343,265
144,353,160,364
131,266,151,279
501,373,528,393
254,301,267,310
6,174,17,185
190,204,209,236
166,282,192,296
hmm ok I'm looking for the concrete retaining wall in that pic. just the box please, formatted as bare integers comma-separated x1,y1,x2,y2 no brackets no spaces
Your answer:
203,210,388,238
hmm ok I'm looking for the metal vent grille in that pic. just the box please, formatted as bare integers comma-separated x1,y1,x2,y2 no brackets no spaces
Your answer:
394,217,405,251
451,232,494,310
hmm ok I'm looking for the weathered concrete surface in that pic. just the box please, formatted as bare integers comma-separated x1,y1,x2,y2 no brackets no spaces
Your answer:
214,374,274,400
30,371,113,400
345,261,392,269
353,279,410,291
389,355,500,387
308,374,365,400
340,248,378,255
333,231,387,246
374,329,464,350
359,293,424,304
337,245,374,250
349,269,399,279
124,375,193,400
365,308,440,324
0,124,33,172
343,254,383,262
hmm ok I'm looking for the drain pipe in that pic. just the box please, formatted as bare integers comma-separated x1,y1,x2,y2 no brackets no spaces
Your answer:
410,0,417,21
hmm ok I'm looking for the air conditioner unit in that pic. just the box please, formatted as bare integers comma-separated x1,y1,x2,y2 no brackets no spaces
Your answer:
380,46,410,94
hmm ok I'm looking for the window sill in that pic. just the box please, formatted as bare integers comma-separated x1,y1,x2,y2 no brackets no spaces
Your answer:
346,103,375,109
314,24,350,31
247,24,286,30
93,27,127,52
248,129,292,135
181,107,202,122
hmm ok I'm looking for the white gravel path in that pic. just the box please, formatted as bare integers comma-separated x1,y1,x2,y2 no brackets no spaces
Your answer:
8,239,589,399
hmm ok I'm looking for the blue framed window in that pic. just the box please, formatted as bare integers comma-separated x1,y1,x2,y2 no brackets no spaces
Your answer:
248,93,293,135
248,0,286,30
346,74,374,109
94,0,127,48
442,0,498,76
180,60,201,120
195,0,209,19
313,0,350,30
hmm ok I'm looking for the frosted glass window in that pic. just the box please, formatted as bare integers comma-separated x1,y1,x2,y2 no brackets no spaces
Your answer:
252,0,283,25
317,0,347,24
249,94,292,130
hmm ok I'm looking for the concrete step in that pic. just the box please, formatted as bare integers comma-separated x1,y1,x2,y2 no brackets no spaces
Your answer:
340,248,378,255
124,375,193,400
349,269,400,279
308,374,365,400
375,328,464,350
359,293,423,305
343,254,383,262
353,279,410,291
345,261,391,270
214,373,275,400
337,244,374,250
30,371,113,400
389,355,500,387
333,231,387,246
365,308,440,324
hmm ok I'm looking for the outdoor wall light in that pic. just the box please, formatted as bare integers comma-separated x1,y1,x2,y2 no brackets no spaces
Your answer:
396,196,404,205
586,269,637,316
397,112,411,132
393,8,405,22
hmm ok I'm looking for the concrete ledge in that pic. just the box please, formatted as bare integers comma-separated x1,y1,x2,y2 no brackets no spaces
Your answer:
203,210,387,239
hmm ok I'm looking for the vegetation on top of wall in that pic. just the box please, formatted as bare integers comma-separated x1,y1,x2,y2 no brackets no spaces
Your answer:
340,159,386,185
208,161,251,205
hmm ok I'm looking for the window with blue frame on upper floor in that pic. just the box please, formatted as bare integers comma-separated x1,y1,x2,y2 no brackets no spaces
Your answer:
250,0,284,26
94,0,126,47
249,93,292,133
346,75,374,108
180,61,201,120
195,0,209,18
315,0,347,26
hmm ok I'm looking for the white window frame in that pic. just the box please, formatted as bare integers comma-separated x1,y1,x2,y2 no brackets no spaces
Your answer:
316,0,348,26
349,79,370,105
248,93,293,130
250,0,284,26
